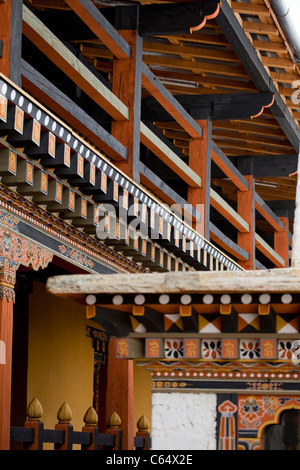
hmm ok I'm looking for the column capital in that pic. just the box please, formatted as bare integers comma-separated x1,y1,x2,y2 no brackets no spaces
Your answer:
0,263,16,303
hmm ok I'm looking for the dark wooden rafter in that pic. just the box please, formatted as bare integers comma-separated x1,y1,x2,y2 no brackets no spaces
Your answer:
93,1,221,36
5,0,294,271
141,63,203,139
141,92,275,121
22,4,129,122
0,0,23,86
63,0,131,59
137,0,221,36
21,59,128,161
216,0,300,152
0,74,245,273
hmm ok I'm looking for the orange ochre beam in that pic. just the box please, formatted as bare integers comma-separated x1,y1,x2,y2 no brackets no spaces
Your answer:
237,175,255,270
187,119,210,236
111,30,142,178
0,1,12,78
105,338,134,451
0,267,15,450
63,0,130,60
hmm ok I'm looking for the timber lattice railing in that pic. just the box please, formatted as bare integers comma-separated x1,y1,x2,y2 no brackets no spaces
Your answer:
10,398,151,450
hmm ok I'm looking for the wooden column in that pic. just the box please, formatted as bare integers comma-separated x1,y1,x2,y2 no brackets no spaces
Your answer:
105,337,134,450
111,30,142,182
0,264,16,450
274,215,289,267
237,174,255,270
0,0,23,85
187,118,212,239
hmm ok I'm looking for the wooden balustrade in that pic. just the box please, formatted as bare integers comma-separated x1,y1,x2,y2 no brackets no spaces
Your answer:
10,398,151,450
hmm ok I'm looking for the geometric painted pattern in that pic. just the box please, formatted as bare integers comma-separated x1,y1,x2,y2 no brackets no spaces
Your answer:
130,315,147,333
164,313,184,332
198,314,222,333
276,314,300,334
138,337,300,360
238,313,260,333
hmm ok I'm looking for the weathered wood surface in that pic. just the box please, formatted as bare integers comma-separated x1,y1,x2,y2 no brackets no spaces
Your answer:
292,155,300,268
46,268,300,297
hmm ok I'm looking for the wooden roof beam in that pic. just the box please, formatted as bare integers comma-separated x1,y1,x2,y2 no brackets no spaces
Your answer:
21,60,128,161
140,122,202,188
209,222,250,261
210,188,250,233
22,5,128,122
142,92,275,121
252,39,287,54
141,64,203,139
215,0,300,151
255,233,285,268
231,2,270,16
134,1,221,36
242,21,278,36
147,69,256,92
254,193,285,233
211,141,250,192
63,0,131,59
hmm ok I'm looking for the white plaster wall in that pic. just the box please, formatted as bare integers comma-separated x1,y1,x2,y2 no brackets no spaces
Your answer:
151,392,217,450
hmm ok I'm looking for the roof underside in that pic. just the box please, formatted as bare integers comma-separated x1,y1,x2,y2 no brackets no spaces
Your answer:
23,0,300,220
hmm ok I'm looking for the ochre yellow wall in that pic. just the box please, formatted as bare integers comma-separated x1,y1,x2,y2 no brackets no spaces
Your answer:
27,280,153,447
133,361,152,434
27,281,96,444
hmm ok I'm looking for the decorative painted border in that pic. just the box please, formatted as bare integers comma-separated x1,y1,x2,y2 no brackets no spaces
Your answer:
139,360,300,381
0,185,147,274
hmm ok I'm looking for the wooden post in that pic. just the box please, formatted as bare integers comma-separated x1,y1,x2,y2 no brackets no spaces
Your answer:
0,0,23,85
106,411,122,450
81,406,98,450
237,174,255,270
274,216,289,267
24,397,44,450
0,264,16,450
187,118,212,239
55,402,73,450
292,154,300,267
136,415,151,450
237,157,255,270
111,30,142,182
105,337,134,450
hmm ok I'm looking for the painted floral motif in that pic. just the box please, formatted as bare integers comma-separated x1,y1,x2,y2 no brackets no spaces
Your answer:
0,210,19,230
0,229,53,271
201,339,222,359
240,340,260,359
59,244,94,269
164,339,184,359
278,340,294,360
239,397,270,428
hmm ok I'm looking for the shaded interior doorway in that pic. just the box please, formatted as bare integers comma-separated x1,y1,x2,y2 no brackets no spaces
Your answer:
263,409,300,450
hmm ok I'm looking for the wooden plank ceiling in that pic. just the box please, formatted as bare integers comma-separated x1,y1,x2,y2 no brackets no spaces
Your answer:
25,0,299,205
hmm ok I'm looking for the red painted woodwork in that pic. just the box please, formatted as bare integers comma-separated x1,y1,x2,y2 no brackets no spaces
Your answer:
64,0,130,60
237,175,255,270
105,338,134,450
24,421,42,450
188,119,209,235
274,216,289,267
111,30,140,177
0,269,15,450
0,1,12,78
